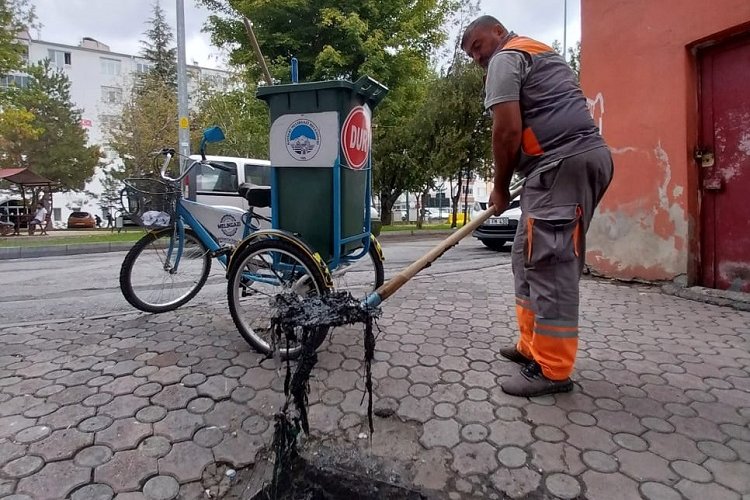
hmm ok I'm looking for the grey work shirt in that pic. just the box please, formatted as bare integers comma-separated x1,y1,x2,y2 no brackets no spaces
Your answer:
484,52,528,110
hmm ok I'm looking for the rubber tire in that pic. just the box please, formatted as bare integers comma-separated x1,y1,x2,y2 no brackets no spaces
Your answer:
227,238,330,359
120,227,211,313
481,239,508,251
368,238,386,290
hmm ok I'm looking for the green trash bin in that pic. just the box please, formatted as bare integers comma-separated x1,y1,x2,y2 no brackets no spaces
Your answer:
257,76,388,262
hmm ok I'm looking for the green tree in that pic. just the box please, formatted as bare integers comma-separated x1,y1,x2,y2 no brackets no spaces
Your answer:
106,77,179,178
198,0,457,86
192,78,269,159
0,104,41,162
567,40,581,79
4,60,101,200
0,0,36,75
140,0,177,88
98,171,122,217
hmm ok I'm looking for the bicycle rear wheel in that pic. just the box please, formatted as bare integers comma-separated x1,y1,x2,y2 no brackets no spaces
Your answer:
120,227,211,313
227,238,330,359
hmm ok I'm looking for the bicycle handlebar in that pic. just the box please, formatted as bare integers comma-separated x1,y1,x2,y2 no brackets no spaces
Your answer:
158,150,232,183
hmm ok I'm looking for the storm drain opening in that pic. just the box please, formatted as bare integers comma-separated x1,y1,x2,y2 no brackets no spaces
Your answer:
249,454,428,500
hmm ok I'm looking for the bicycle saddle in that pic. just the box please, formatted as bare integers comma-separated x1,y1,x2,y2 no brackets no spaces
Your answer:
238,183,272,208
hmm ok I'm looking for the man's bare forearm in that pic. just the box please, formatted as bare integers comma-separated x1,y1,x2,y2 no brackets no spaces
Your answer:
492,129,521,192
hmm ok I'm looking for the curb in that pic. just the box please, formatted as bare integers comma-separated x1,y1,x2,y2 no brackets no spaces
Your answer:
1,230,459,261
0,242,135,261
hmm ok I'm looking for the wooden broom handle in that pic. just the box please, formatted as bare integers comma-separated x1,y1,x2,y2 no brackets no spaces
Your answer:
374,182,524,303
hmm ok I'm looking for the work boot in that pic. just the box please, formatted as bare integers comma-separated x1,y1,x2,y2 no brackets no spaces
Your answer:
501,362,573,397
499,346,532,366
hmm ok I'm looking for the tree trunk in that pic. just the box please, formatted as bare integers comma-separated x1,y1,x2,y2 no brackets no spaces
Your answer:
450,174,463,229
462,167,471,227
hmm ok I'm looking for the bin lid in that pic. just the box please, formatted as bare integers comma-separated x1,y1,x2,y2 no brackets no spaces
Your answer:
257,75,389,108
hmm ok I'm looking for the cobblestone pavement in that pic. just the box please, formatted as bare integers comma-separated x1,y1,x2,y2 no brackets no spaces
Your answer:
1,270,749,499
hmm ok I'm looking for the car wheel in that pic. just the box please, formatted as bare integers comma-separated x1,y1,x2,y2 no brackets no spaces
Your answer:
481,239,508,251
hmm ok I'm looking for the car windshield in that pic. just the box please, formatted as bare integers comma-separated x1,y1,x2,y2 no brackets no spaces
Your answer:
70,212,89,217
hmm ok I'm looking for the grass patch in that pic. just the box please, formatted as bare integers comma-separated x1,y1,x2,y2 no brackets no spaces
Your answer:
0,230,144,248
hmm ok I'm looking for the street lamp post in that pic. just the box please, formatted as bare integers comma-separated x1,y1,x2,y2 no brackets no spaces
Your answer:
176,0,190,174
562,0,568,62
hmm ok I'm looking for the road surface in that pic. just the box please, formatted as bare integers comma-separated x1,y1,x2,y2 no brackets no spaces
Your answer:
0,235,512,325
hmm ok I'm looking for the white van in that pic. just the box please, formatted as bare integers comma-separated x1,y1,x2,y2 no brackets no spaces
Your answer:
189,155,271,212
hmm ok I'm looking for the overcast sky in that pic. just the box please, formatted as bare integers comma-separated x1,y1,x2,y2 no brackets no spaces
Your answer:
30,0,580,70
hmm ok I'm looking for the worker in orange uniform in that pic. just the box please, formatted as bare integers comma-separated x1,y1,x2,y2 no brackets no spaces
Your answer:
462,16,614,397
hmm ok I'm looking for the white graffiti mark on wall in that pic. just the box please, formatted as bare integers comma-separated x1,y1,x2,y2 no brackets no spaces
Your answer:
739,131,750,156
586,92,605,134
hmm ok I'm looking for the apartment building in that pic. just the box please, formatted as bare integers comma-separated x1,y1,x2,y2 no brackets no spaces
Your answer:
2,32,230,226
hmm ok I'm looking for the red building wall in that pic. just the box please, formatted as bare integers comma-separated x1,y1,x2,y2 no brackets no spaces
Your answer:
581,0,750,282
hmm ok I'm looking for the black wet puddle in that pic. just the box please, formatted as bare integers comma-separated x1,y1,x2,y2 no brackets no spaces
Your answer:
250,455,428,500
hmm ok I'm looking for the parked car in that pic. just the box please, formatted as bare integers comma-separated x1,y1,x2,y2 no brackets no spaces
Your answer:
471,196,521,250
67,211,96,229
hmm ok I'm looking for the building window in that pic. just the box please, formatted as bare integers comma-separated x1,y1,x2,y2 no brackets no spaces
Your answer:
0,75,30,88
100,58,121,76
100,114,118,131
101,86,122,104
48,49,71,68
136,62,151,74
53,208,62,221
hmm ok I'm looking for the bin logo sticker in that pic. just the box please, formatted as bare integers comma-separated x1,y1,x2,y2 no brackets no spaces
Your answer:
286,119,321,161
218,214,241,237
341,106,371,170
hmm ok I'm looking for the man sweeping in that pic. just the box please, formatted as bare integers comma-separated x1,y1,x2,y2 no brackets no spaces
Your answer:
462,16,614,397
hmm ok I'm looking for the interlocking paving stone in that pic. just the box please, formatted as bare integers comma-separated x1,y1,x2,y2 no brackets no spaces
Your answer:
675,479,741,500
95,449,158,492
451,442,498,475
158,441,212,483
138,436,172,459
530,441,586,476
98,395,149,420
2,455,44,479
74,445,114,467
420,418,460,449
29,428,93,461
212,429,266,468
95,418,152,451
142,475,179,500
153,409,203,442
2,270,750,499
545,473,582,499
703,458,750,494
13,425,51,444
582,470,641,500
70,483,115,500
0,415,34,439
490,466,541,499
16,460,90,500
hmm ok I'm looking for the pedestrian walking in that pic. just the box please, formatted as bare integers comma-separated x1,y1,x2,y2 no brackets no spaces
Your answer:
462,16,614,397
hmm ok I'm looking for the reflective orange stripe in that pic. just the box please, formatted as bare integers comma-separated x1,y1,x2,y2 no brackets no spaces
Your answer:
527,218,535,261
522,127,544,156
503,36,554,55
515,303,535,359
531,333,578,380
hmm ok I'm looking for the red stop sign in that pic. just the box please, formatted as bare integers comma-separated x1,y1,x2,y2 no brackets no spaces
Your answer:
341,106,371,170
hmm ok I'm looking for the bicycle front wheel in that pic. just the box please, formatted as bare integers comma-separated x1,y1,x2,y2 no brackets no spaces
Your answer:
120,227,211,313
227,238,330,359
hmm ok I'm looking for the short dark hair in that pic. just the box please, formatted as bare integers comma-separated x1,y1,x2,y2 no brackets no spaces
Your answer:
461,15,505,49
